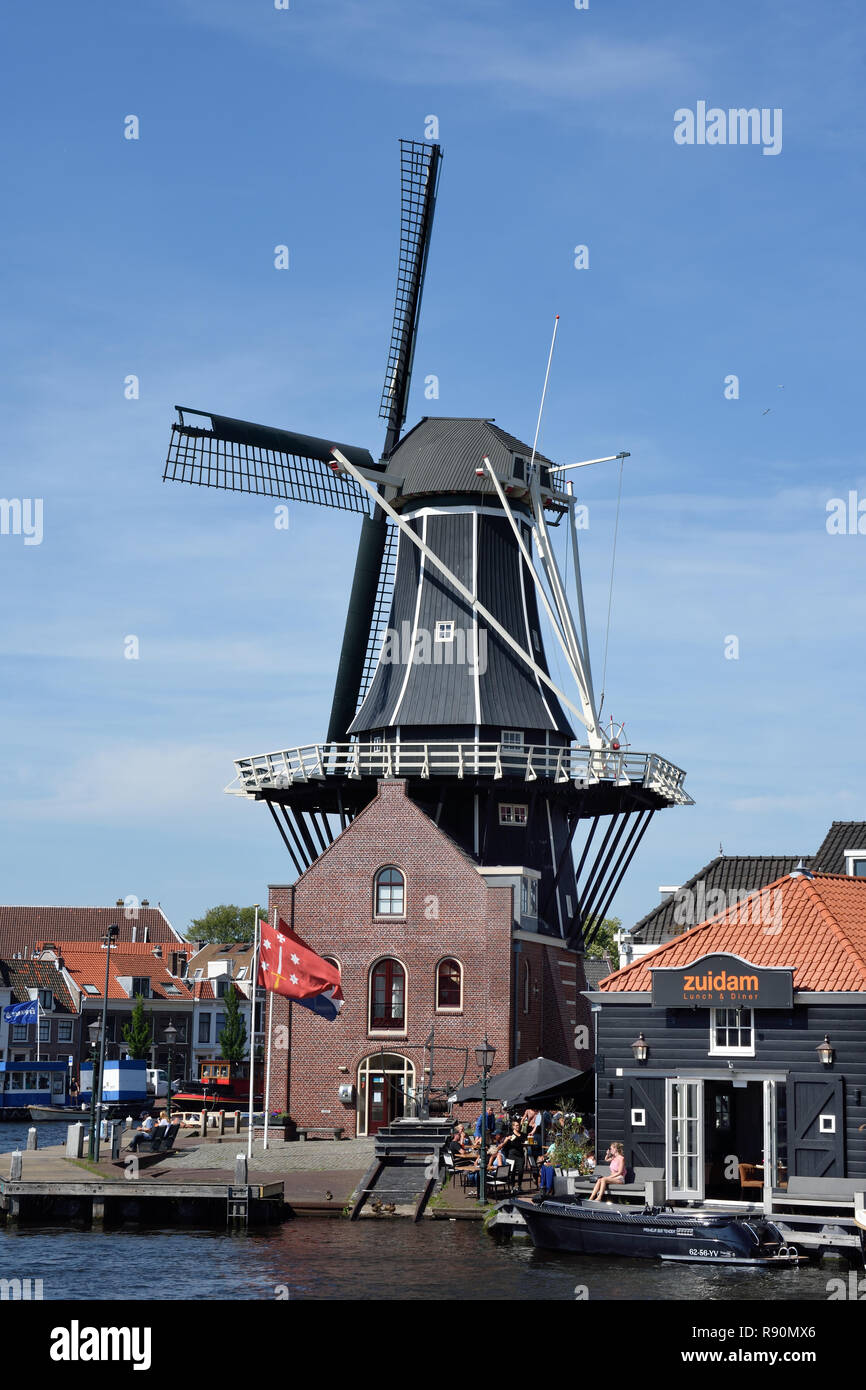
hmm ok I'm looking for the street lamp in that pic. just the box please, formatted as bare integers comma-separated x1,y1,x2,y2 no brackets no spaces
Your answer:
474,1036,497,1205
87,1018,102,1160
163,1021,177,1119
88,922,119,1162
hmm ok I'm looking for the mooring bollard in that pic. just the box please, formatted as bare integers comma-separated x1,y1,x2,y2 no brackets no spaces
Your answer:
218,1110,226,1136
66,1122,85,1159
231,1110,241,1134
199,1111,207,1139
235,1153,248,1185
10,1150,23,1180
26,1127,38,1151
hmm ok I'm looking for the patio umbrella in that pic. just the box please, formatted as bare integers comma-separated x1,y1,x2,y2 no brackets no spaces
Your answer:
449,1057,586,1108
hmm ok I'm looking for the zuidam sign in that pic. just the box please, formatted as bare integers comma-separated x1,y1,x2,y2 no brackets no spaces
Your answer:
650,953,793,1009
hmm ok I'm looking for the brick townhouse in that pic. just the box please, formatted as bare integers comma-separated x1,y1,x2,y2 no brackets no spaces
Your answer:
268,778,590,1136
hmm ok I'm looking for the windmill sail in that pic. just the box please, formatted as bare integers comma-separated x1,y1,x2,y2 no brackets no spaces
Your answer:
164,407,378,514
380,140,442,455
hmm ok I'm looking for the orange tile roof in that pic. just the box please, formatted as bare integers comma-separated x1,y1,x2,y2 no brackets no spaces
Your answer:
0,906,182,958
59,945,195,1002
600,874,866,994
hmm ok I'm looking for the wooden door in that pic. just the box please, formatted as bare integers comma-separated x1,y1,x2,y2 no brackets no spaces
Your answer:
624,1077,665,1170
368,1072,389,1134
787,1074,844,1177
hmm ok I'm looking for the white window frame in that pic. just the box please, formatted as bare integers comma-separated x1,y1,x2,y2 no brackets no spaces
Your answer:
434,957,463,1014
499,803,529,826
434,620,455,642
819,1114,836,1134
630,1108,646,1127
844,850,866,877
709,1007,755,1057
367,956,409,1039
502,729,524,748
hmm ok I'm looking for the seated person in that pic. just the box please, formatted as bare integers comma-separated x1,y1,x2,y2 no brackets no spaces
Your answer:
497,1121,526,1188
538,1143,557,1195
589,1142,626,1200
126,1112,156,1151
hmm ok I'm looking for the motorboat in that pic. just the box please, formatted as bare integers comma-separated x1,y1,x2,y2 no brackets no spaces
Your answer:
28,1105,84,1122
504,1197,805,1265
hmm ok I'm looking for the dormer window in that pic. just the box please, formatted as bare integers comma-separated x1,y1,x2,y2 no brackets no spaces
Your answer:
844,851,866,877
435,620,455,643
131,977,151,999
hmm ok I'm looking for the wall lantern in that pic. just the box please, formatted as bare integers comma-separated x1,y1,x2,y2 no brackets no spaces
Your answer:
631,1032,649,1063
816,1034,834,1066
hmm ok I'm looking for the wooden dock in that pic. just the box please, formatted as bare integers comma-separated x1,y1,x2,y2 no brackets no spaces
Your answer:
0,1143,285,1228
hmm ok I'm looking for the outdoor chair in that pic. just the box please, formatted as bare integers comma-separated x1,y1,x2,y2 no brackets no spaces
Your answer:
443,1151,468,1191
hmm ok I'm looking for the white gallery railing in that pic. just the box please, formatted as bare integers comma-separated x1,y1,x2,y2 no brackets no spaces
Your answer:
225,741,691,806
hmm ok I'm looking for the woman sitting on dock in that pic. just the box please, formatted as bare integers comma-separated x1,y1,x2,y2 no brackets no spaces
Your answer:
589,1142,626,1201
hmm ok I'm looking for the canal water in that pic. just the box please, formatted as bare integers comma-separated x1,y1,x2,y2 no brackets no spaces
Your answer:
0,1123,845,1301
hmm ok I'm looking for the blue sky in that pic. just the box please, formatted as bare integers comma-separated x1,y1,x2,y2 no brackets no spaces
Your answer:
1,0,864,937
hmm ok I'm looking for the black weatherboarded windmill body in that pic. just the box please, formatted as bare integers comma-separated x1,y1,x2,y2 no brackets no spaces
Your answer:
163,140,690,950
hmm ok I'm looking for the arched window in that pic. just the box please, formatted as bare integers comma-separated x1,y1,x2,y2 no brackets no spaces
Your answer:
370,958,406,1031
374,866,405,917
522,960,531,1015
436,958,462,1011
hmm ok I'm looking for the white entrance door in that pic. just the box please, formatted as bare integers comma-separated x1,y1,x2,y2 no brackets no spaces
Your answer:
666,1079,704,1200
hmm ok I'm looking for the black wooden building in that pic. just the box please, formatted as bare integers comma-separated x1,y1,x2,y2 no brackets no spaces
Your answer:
587,868,866,1201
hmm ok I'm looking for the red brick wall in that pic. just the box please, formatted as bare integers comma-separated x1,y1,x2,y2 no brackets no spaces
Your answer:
267,780,515,1136
515,940,592,1072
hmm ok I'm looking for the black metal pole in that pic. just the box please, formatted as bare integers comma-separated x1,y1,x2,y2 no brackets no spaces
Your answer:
479,1062,488,1206
87,1023,99,1161
166,1044,173,1121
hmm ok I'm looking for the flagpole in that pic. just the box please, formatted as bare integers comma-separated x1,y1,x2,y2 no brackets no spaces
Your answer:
247,905,260,1161
263,907,276,1151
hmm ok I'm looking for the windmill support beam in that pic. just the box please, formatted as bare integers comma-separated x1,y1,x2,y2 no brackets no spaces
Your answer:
578,807,634,932
540,803,584,923
585,808,655,948
330,449,597,736
482,458,598,738
566,480,597,716
265,800,304,878
278,804,312,871
530,473,602,748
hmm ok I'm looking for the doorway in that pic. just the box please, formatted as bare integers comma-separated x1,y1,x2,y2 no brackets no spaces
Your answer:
357,1053,416,1136
665,1076,787,1202
703,1079,765,1198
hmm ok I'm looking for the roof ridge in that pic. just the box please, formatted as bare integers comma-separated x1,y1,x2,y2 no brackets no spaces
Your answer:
800,876,866,987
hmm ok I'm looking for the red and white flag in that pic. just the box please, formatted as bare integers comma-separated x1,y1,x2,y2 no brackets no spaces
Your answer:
258,918,342,1018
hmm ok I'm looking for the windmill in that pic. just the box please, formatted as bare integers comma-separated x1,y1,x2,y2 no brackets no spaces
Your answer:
162,138,691,950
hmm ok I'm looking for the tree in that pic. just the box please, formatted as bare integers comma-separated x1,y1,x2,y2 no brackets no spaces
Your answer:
186,904,266,944
121,996,152,1060
219,985,248,1064
584,917,621,970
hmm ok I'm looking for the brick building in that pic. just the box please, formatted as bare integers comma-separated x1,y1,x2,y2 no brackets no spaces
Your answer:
267,779,590,1136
